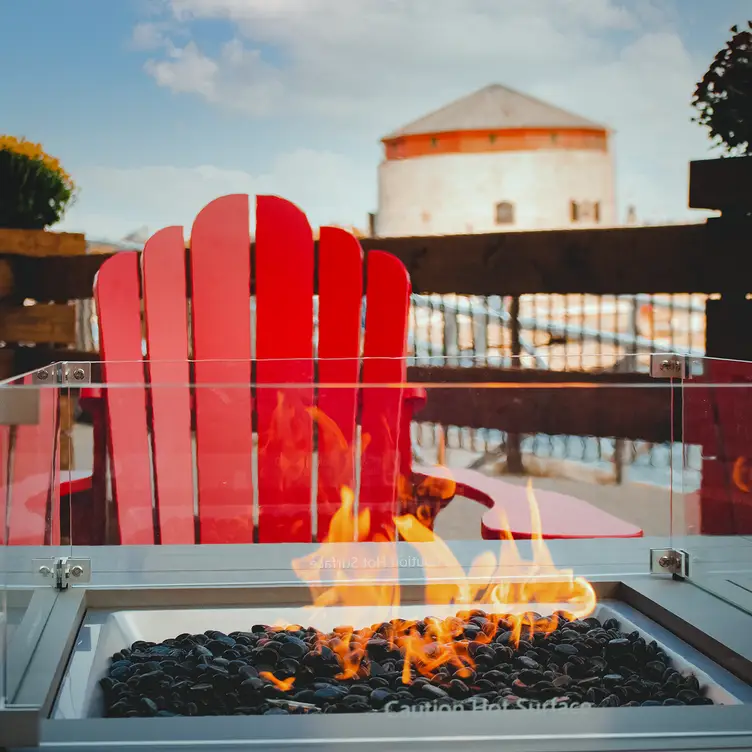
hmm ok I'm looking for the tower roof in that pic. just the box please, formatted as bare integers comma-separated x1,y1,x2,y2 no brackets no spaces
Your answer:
383,84,606,139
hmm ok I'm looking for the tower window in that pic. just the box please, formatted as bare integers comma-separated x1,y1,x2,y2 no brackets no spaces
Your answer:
495,201,515,225
571,200,601,223
430,137,438,147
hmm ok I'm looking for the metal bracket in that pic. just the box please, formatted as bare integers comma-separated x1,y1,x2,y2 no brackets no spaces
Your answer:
31,363,58,385
32,361,91,386
33,556,91,590
650,548,689,579
649,354,687,379
62,361,91,385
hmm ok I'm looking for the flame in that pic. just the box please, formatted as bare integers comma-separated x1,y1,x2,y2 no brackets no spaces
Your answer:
733,457,750,493
289,478,596,687
260,672,296,692
397,428,456,529
265,390,597,690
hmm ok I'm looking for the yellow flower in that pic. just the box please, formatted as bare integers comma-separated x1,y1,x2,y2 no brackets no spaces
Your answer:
0,135,76,191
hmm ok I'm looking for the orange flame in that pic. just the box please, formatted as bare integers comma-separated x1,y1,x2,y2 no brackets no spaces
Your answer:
259,672,296,692
266,390,597,689
289,476,596,685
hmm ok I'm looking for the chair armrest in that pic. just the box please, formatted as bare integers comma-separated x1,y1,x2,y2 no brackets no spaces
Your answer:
79,386,102,407
403,386,427,410
399,386,427,481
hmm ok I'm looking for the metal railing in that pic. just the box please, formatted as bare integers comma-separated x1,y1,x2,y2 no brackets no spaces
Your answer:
406,292,705,489
76,292,708,370
408,293,707,371
75,293,705,489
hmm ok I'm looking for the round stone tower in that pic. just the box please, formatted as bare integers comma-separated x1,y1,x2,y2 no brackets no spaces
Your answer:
376,84,615,236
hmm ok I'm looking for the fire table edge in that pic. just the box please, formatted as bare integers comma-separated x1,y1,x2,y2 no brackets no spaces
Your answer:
3,574,752,751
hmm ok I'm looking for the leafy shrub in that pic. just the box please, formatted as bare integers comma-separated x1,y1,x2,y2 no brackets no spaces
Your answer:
0,135,76,229
692,23,752,157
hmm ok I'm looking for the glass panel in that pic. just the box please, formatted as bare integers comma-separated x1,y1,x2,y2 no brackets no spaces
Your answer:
681,356,752,586
57,355,686,720
67,356,674,576
1,366,69,709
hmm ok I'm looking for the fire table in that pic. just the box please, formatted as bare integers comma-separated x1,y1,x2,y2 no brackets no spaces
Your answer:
2,354,752,751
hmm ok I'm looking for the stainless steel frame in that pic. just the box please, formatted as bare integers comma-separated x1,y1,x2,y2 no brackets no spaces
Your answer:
2,537,752,750
25,707,752,752
5,589,60,702
8,536,752,588
50,594,752,719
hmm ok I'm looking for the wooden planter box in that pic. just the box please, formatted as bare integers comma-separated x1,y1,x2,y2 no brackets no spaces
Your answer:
0,228,88,469
0,227,86,346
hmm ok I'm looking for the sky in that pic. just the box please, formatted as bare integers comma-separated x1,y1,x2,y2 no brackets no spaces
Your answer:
1,0,749,242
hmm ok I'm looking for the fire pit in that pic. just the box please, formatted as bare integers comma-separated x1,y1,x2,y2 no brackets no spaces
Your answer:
31,479,752,737
53,596,751,720
6,534,752,751
98,608,723,717
5,360,752,750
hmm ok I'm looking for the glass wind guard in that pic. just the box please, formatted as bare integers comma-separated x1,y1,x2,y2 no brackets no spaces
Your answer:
680,356,752,591
67,357,675,588
1,367,69,709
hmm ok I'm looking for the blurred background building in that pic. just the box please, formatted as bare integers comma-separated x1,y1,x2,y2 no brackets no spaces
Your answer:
375,84,616,237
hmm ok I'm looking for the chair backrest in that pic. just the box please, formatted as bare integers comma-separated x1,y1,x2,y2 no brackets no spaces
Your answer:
2,379,61,546
94,195,412,545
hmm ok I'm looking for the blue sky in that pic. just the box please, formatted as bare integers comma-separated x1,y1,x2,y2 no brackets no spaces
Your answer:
1,0,749,241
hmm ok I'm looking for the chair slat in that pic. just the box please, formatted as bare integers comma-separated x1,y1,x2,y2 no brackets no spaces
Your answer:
0,425,7,545
255,196,315,543
317,227,363,541
7,380,59,545
142,227,196,544
191,195,254,544
52,389,61,546
95,252,155,545
360,251,411,541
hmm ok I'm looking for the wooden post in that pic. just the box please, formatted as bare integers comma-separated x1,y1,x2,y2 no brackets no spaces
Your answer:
689,156,752,536
703,219,752,360
506,296,524,474
0,259,13,300
689,158,752,358
59,394,75,471
705,292,752,360
0,349,13,381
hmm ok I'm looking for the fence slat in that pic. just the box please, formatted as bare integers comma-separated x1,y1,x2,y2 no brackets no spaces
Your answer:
14,221,747,300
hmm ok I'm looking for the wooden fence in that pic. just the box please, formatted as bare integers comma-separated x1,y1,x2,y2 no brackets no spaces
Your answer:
0,227,85,376
0,227,87,468
1,155,750,450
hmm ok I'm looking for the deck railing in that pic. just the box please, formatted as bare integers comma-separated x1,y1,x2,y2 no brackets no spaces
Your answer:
3,155,750,488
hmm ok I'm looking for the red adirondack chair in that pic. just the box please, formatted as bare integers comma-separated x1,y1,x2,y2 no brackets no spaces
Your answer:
5,194,642,546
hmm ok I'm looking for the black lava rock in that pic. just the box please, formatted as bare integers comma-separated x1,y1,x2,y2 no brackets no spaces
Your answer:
101,613,716,717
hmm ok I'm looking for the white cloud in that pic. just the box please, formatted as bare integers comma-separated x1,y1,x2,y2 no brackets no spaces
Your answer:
131,22,168,51
58,150,373,242
126,0,720,223
144,41,218,98
144,38,284,114
141,0,661,125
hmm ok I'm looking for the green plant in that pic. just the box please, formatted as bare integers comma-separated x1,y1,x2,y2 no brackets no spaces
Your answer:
0,135,77,229
692,22,752,157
